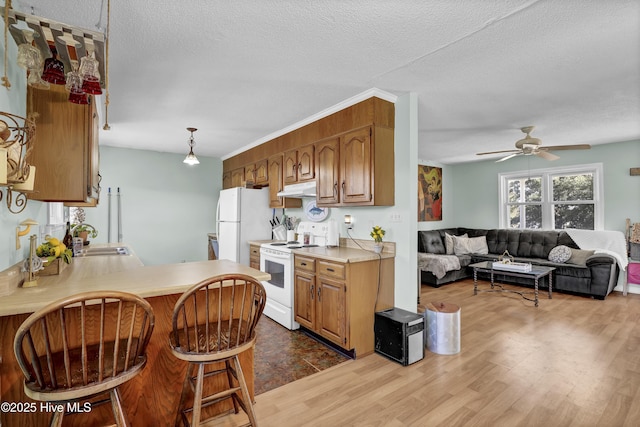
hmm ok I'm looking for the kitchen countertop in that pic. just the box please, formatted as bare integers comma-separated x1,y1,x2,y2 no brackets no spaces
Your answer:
247,240,395,263
0,244,270,317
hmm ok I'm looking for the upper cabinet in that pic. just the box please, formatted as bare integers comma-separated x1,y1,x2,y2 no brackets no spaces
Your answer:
222,96,394,207
244,158,268,185
27,85,100,203
284,145,315,184
268,154,302,208
316,126,393,207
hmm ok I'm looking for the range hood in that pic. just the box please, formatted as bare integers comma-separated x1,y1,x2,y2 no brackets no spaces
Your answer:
277,181,317,198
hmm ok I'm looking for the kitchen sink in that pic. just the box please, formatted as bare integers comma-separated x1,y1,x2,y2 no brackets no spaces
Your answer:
81,247,130,256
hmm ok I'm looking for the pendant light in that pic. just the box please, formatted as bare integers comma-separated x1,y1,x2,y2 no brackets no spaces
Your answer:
183,127,200,165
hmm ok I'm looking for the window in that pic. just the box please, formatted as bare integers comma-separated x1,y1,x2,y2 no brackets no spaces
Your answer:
499,163,603,230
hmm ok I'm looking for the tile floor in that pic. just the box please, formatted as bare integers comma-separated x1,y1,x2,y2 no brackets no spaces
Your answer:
253,316,350,395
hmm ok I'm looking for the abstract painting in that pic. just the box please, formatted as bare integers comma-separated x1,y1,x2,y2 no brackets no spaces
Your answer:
418,165,442,221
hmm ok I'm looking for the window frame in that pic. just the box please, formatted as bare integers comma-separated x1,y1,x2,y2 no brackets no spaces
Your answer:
498,163,604,230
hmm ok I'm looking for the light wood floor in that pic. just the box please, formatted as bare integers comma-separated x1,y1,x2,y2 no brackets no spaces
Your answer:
207,279,640,427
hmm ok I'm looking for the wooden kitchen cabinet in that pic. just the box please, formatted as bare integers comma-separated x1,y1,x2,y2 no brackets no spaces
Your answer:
268,154,302,209
222,171,232,189
315,125,394,207
284,145,314,184
294,254,393,356
230,167,245,188
244,158,268,185
27,85,100,203
249,244,260,270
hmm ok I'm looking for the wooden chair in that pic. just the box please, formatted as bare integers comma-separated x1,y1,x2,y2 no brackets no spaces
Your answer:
13,290,155,427
170,274,267,427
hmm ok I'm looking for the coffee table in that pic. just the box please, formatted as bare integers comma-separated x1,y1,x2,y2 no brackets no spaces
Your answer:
470,261,554,307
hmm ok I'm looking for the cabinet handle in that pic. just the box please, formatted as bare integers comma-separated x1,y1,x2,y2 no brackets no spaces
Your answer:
310,284,315,300
301,262,307,266
318,287,321,301
292,163,297,171
327,268,335,272
342,181,345,192
298,162,302,171
333,182,338,195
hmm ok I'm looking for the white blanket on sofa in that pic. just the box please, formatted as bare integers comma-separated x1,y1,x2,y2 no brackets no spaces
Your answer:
418,253,461,279
566,229,628,291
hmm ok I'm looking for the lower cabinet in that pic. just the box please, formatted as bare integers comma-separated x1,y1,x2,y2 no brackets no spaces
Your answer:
249,244,260,270
294,254,393,357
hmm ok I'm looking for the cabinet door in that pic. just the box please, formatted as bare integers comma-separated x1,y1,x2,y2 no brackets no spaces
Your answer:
283,149,298,184
27,85,93,202
231,168,244,188
315,138,340,206
316,277,346,347
294,272,315,330
244,165,255,183
340,127,372,204
254,159,268,184
297,145,315,181
268,154,284,207
222,171,232,189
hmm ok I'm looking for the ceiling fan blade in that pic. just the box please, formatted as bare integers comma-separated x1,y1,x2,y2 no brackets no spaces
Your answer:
496,153,519,162
541,144,591,151
476,149,520,156
535,150,560,161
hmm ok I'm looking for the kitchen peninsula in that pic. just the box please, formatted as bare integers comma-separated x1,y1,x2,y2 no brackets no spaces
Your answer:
0,246,269,427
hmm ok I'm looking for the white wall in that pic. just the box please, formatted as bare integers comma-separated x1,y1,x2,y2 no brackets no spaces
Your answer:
82,146,222,266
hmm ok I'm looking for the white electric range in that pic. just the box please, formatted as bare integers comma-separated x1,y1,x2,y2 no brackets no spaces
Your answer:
259,221,338,330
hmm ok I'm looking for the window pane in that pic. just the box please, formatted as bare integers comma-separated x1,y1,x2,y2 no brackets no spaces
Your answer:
508,204,542,229
507,177,541,202
553,173,593,201
554,204,595,229
525,205,542,229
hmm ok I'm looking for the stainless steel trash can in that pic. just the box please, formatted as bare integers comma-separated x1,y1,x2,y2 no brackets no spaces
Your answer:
425,302,460,355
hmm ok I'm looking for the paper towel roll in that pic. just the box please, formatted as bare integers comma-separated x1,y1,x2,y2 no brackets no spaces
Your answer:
426,302,460,355
327,219,338,246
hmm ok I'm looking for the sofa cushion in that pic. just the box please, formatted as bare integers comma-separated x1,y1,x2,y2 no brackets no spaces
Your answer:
567,248,595,265
446,233,467,254
420,230,446,254
548,245,572,263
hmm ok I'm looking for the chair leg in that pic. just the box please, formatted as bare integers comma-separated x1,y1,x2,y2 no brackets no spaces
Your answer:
191,363,205,427
224,359,241,414
176,363,195,427
49,410,64,427
111,387,129,427
233,355,258,426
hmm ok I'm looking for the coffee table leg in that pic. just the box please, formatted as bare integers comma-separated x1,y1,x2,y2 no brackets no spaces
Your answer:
534,277,539,307
549,273,553,299
473,268,478,295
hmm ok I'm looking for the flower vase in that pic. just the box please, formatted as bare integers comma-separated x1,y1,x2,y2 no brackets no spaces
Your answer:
373,243,383,254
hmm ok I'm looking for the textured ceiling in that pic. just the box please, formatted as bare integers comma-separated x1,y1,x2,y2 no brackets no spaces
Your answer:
10,0,640,164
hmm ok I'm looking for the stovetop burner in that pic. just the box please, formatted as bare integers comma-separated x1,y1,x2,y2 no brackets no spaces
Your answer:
270,242,287,246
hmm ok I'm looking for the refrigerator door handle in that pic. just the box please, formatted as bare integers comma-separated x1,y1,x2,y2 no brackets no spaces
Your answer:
215,198,221,238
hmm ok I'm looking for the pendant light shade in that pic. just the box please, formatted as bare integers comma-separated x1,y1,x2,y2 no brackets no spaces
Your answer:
183,127,200,165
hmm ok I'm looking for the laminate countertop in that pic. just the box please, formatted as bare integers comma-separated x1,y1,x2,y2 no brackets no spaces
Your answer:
247,240,395,264
0,244,270,317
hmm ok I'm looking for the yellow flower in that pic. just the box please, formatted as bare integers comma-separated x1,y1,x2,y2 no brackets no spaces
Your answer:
370,226,386,243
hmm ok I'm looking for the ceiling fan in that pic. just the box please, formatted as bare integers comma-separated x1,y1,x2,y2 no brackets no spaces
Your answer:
477,126,591,162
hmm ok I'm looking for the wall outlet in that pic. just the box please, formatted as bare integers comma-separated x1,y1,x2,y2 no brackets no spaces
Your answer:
390,213,402,223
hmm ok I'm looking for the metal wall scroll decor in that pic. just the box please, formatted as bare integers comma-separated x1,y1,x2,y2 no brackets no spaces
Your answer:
0,111,37,213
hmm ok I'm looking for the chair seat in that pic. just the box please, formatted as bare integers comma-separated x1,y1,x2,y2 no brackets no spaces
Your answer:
170,321,256,362
25,339,147,402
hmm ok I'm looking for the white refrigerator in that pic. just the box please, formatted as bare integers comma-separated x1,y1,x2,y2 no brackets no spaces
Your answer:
216,187,272,265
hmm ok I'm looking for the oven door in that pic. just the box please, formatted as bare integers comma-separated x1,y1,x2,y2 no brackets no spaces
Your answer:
259,249,293,308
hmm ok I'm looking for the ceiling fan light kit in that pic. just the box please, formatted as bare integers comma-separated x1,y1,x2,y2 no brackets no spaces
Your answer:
477,126,591,162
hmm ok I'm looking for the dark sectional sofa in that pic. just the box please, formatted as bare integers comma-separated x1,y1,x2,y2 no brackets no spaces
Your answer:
418,228,620,299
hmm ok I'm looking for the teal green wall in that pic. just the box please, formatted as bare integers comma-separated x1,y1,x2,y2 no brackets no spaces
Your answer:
0,26,49,272
448,140,640,233
81,146,222,266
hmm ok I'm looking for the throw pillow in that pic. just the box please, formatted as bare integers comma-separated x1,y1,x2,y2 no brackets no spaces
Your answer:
468,236,489,255
453,235,472,255
548,245,572,263
567,248,595,265
446,233,467,255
